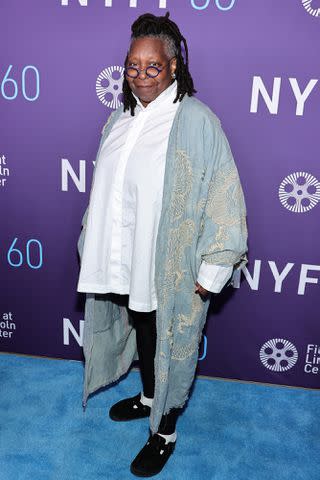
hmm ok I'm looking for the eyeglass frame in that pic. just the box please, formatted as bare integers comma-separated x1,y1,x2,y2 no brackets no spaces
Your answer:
124,56,176,79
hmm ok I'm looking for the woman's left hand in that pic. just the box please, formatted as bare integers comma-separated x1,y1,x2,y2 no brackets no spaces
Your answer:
194,282,209,297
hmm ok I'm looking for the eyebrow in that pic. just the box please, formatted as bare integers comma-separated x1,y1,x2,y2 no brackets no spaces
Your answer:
127,57,162,63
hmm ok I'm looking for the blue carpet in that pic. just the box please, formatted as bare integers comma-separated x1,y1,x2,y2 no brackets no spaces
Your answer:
0,353,318,480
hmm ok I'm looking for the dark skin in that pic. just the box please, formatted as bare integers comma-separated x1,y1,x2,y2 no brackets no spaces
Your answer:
125,36,209,298
126,36,176,108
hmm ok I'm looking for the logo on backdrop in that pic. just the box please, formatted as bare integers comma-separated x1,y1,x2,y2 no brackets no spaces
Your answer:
0,154,9,187
60,1,236,11
232,260,320,296
304,344,320,374
260,338,298,372
96,66,124,109
301,0,320,17
61,0,168,7
250,76,318,117
63,317,84,346
0,312,16,340
278,172,320,213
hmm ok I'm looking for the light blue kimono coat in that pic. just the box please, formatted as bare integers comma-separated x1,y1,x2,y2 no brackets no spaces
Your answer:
77,94,248,434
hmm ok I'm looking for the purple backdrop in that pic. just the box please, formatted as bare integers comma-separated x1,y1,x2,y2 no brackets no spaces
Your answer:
1,0,320,389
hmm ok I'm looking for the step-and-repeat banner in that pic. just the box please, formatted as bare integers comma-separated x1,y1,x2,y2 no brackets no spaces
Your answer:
1,0,319,389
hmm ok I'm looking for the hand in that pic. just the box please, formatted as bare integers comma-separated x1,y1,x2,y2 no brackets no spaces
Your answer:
194,281,209,297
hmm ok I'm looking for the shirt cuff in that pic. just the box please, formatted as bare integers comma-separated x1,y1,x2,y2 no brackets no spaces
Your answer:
196,261,233,293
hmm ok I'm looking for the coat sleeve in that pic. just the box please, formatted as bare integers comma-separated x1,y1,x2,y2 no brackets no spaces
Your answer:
196,115,248,282
77,206,89,261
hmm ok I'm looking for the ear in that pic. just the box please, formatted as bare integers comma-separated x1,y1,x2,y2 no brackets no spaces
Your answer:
170,57,177,75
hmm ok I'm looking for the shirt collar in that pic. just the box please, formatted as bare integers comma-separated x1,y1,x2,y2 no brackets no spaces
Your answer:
132,80,177,112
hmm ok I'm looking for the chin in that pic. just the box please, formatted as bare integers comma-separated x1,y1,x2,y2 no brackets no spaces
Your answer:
140,94,156,103
133,85,157,97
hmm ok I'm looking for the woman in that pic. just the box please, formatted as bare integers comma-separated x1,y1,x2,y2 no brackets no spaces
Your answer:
77,12,248,477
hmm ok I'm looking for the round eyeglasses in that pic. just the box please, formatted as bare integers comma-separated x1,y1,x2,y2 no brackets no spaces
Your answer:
124,57,175,79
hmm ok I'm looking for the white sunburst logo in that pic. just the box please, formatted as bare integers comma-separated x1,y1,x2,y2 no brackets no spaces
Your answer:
301,0,320,17
260,339,298,372
96,66,124,109
278,172,320,213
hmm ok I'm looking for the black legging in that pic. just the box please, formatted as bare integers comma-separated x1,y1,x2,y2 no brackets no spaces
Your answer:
127,305,181,435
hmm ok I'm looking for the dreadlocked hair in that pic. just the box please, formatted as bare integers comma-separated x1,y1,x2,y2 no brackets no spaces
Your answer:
123,11,196,116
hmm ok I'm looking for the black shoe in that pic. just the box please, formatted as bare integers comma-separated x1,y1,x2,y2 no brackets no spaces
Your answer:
109,393,151,421
130,433,176,477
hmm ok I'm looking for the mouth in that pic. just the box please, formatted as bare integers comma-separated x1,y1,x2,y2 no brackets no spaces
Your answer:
134,84,154,88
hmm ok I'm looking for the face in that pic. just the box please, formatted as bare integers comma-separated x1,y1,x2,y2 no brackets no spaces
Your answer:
125,37,177,108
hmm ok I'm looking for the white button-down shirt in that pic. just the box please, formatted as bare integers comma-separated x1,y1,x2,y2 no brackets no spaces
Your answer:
77,80,232,311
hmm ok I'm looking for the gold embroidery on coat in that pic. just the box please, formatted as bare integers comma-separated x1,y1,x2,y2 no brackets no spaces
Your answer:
159,371,168,383
165,219,195,290
196,198,206,214
169,150,193,222
171,333,198,361
160,149,199,353
203,162,247,265
177,291,203,334
206,162,244,225
161,219,195,312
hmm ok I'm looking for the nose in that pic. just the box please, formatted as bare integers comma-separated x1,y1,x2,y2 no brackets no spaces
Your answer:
138,69,147,80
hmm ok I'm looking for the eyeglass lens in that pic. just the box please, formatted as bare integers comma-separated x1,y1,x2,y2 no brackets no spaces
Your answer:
125,66,160,78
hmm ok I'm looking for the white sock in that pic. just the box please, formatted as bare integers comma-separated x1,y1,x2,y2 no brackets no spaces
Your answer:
140,392,154,408
157,431,177,444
